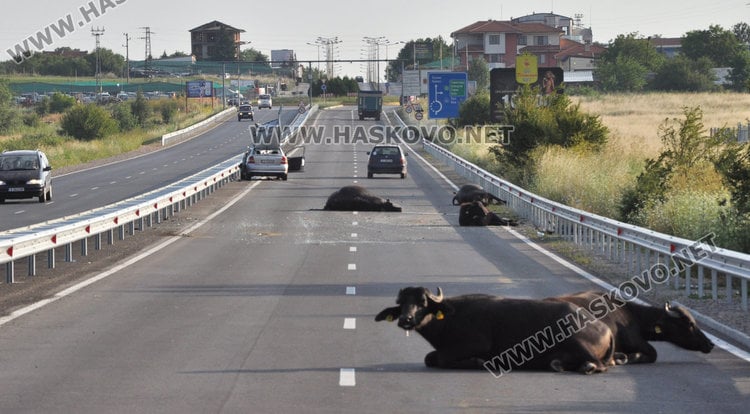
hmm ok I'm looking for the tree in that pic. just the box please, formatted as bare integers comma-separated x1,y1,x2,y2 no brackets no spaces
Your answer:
130,90,151,127
595,33,664,92
211,27,238,61
60,104,118,140
468,57,489,91
650,55,716,91
385,37,451,82
728,49,750,92
733,22,750,45
681,25,743,67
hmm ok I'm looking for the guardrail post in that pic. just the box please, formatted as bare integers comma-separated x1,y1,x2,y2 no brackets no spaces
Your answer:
95,233,102,250
5,262,14,284
65,243,73,263
28,254,36,276
711,269,718,300
80,238,88,257
47,249,55,269
726,274,733,304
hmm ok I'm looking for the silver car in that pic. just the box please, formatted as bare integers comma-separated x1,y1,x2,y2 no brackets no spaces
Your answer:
239,145,288,180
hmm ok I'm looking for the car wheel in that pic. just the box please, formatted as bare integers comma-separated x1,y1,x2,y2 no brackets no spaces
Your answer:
367,172,373,178
38,193,45,203
46,187,52,201
281,174,288,181
0,198,5,204
400,172,406,179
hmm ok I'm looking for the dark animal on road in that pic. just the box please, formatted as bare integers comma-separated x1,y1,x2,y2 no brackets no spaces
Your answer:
452,184,492,205
324,185,402,212
547,291,714,364
459,201,515,226
375,286,616,374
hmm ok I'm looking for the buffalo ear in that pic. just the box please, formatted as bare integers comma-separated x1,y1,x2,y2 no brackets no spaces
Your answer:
375,306,400,322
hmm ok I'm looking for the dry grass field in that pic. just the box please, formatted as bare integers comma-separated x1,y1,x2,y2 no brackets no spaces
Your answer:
574,92,750,158
452,92,750,248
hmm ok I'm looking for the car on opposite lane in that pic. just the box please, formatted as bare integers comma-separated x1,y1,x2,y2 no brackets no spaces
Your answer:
238,104,254,121
257,94,273,109
0,149,53,203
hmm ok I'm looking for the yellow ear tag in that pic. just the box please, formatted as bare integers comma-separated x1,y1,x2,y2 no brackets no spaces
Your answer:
386,315,394,322
654,325,662,334
435,310,445,320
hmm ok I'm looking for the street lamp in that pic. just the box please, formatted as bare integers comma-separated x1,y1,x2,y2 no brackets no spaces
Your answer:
306,41,321,74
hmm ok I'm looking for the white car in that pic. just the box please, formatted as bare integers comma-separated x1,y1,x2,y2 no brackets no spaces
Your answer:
239,145,288,180
257,94,272,109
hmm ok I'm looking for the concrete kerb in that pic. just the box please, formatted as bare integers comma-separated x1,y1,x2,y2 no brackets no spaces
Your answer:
161,106,237,146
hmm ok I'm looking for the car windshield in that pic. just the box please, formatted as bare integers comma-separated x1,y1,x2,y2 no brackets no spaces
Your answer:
373,147,399,156
240,105,251,111
0,155,38,171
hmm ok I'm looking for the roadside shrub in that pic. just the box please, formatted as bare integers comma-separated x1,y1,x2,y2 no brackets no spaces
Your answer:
130,89,151,127
632,189,727,241
155,99,179,124
0,105,20,133
453,92,490,127
49,92,76,113
111,103,137,131
22,112,41,127
60,104,118,140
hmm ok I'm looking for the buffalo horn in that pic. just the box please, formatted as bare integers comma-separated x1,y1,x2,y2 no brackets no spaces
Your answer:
428,287,444,303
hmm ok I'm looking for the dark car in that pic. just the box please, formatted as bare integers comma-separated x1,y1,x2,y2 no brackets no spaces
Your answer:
0,150,53,203
367,145,407,179
238,104,254,121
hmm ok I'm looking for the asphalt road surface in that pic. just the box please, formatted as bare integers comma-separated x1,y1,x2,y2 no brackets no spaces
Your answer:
0,107,297,231
0,107,748,413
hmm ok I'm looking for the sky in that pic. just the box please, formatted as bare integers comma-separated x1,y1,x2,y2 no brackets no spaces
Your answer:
1,0,748,78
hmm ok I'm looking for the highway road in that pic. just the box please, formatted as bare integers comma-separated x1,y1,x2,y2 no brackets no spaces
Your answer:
0,107,748,413
0,106,298,232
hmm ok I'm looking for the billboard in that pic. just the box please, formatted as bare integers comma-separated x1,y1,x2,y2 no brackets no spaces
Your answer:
489,67,563,122
186,80,213,98
271,49,295,68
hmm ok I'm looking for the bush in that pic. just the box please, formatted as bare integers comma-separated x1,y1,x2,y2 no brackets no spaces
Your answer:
60,104,118,140
111,103,137,131
453,92,490,127
130,89,151,127
49,92,76,113
23,112,41,127
156,100,179,124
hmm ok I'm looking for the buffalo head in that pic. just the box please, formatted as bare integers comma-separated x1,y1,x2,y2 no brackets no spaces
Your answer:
655,303,714,353
375,286,451,330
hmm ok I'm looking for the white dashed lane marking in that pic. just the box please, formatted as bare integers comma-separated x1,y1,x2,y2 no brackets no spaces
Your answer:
348,263,356,271
339,368,356,386
343,318,356,330
346,286,356,295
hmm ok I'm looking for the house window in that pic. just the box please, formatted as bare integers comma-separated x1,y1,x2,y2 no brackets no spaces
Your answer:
518,35,527,45
535,36,548,46
208,34,216,42
539,54,546,64
488,34,500,45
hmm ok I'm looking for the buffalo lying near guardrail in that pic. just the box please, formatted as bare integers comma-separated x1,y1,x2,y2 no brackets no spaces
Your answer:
546,291,714,364
324,185,402,212
452,184,492,205
459,201,516,226
376,286,616,374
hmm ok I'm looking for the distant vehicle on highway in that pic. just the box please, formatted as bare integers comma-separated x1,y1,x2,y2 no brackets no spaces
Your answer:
358,90,382,121
0,149,53,203
238,104,254,121
367,145,407,179
239,144,288,180
257,94,273,109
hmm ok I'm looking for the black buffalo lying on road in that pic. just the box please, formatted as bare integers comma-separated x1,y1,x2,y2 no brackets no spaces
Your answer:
452,184,493,206
324,185,402,212
376,287,616,374
547,291,714,364
459,201,516,226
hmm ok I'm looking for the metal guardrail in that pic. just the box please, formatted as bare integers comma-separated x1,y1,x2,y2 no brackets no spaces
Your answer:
1,157,241,283
0,104,319,284
162,107,237,146
422,139,750,311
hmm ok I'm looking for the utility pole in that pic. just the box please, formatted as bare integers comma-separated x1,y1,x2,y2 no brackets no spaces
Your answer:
123,33,131,83
139,26,154,71
91,27,105,93
316,36,341,78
